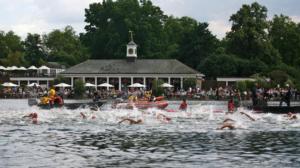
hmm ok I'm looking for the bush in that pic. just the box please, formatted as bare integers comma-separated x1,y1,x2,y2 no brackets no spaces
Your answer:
74,79,85,98
152,79,164,96
236,81,247,91
183,78,196,90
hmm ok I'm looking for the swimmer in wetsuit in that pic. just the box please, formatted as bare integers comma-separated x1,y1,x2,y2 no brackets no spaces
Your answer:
118,118,143,125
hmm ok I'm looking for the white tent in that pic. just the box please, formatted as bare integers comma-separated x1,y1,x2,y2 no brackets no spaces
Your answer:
6,66,16,71
17,66,27,71
0,66,6,70
128,83,146,88
27,83,40,87
98,83,114,87
39,65,50,70
85,83,96,87
161,83,174,88
55,83,71,87
2,82,18,87
28,65,38,70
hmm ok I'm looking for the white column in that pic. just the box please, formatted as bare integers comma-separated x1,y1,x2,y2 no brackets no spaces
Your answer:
27,80,30,85
71,77,74,88
37,80,40,85
143,77,146,87
180,77,183,89
95,77,98,90
106,77,109,90
46,80,49,88
168,77,171,84
18,81,20,86
119,77,121,91
226,81,228,87
131,77,133,85
82,77,86,83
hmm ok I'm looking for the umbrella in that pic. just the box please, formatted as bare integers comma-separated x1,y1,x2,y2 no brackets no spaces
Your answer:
28,65,38,70
161,83,174,88
55,83,71,87
2,82,18,87
39,65,50,70
6,66,16,71
0,66,6,70
27,83,40,87
17,66,27,71
98,83,114,87
85,83,96,87
128,83,146,88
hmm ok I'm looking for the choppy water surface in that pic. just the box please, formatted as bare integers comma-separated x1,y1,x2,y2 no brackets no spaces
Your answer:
1,100,300,168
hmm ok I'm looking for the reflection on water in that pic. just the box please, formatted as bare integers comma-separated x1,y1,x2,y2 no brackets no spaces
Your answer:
1,99,300,167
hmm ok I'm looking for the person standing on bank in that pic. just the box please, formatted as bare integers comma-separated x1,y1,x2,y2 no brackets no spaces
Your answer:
251,83,258,106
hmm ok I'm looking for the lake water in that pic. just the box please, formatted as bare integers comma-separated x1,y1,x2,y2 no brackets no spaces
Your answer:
1,99,300,168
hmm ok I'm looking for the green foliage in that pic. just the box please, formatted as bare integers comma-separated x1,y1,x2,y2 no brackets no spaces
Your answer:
44,26,89,66
236,81,247,91
74,79,85,98
269,70,289,86
183,78,196,90
269,15,300,67
225,2,281,66
152,79,164,96
24,33,46,66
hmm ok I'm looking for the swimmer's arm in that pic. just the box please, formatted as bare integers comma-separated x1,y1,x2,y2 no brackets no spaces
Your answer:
240,112,255,121
118,118,134,124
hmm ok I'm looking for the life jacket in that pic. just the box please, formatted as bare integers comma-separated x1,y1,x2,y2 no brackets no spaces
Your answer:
40,97,50,105
228,101,235,112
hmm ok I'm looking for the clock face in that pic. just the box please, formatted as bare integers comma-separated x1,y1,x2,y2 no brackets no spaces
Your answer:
128,48,134,54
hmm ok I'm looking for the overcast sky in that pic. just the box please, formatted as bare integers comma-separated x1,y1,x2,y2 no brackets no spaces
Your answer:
0,0,299,39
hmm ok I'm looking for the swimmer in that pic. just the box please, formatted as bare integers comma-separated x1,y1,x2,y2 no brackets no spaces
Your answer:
23,112,38,124
80,112,96,120
217,118,236,130
285,112,297,120
118,118,143,125
240,111,256,121
179,99,187,111
156,113,171,123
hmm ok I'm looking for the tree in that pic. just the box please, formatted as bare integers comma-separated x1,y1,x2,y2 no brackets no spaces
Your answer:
225,2,281,66
44,26,89,66
269,15,300,67
0,31,23,64
24,33,46,66
177,21,218,70
74,79,85,98
82,0,168,59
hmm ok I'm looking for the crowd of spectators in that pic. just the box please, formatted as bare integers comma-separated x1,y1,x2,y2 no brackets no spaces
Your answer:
1,85,300,101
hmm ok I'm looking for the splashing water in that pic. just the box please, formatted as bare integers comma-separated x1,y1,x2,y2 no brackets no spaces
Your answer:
1,99,300,168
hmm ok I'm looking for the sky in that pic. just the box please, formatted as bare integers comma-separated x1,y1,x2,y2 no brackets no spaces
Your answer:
0,0,299,39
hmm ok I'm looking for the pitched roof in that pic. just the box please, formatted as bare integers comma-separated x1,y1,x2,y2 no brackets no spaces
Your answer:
61,59,203,75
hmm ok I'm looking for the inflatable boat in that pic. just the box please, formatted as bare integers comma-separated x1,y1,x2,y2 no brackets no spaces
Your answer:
133,100,168,109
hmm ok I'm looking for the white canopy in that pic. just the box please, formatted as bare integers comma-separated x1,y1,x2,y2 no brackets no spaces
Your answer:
161,83,174,88
28,65,38,70
0,66,6,70
85,83,96,87
17,66,27,71
6,66,16,71
2,82,18,87
128,83,146,88
98,83,114,87
55,83,71,87
39,65,50,70
27,83,40,87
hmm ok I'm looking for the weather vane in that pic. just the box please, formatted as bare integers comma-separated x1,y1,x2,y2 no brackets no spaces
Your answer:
129,30,134,41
